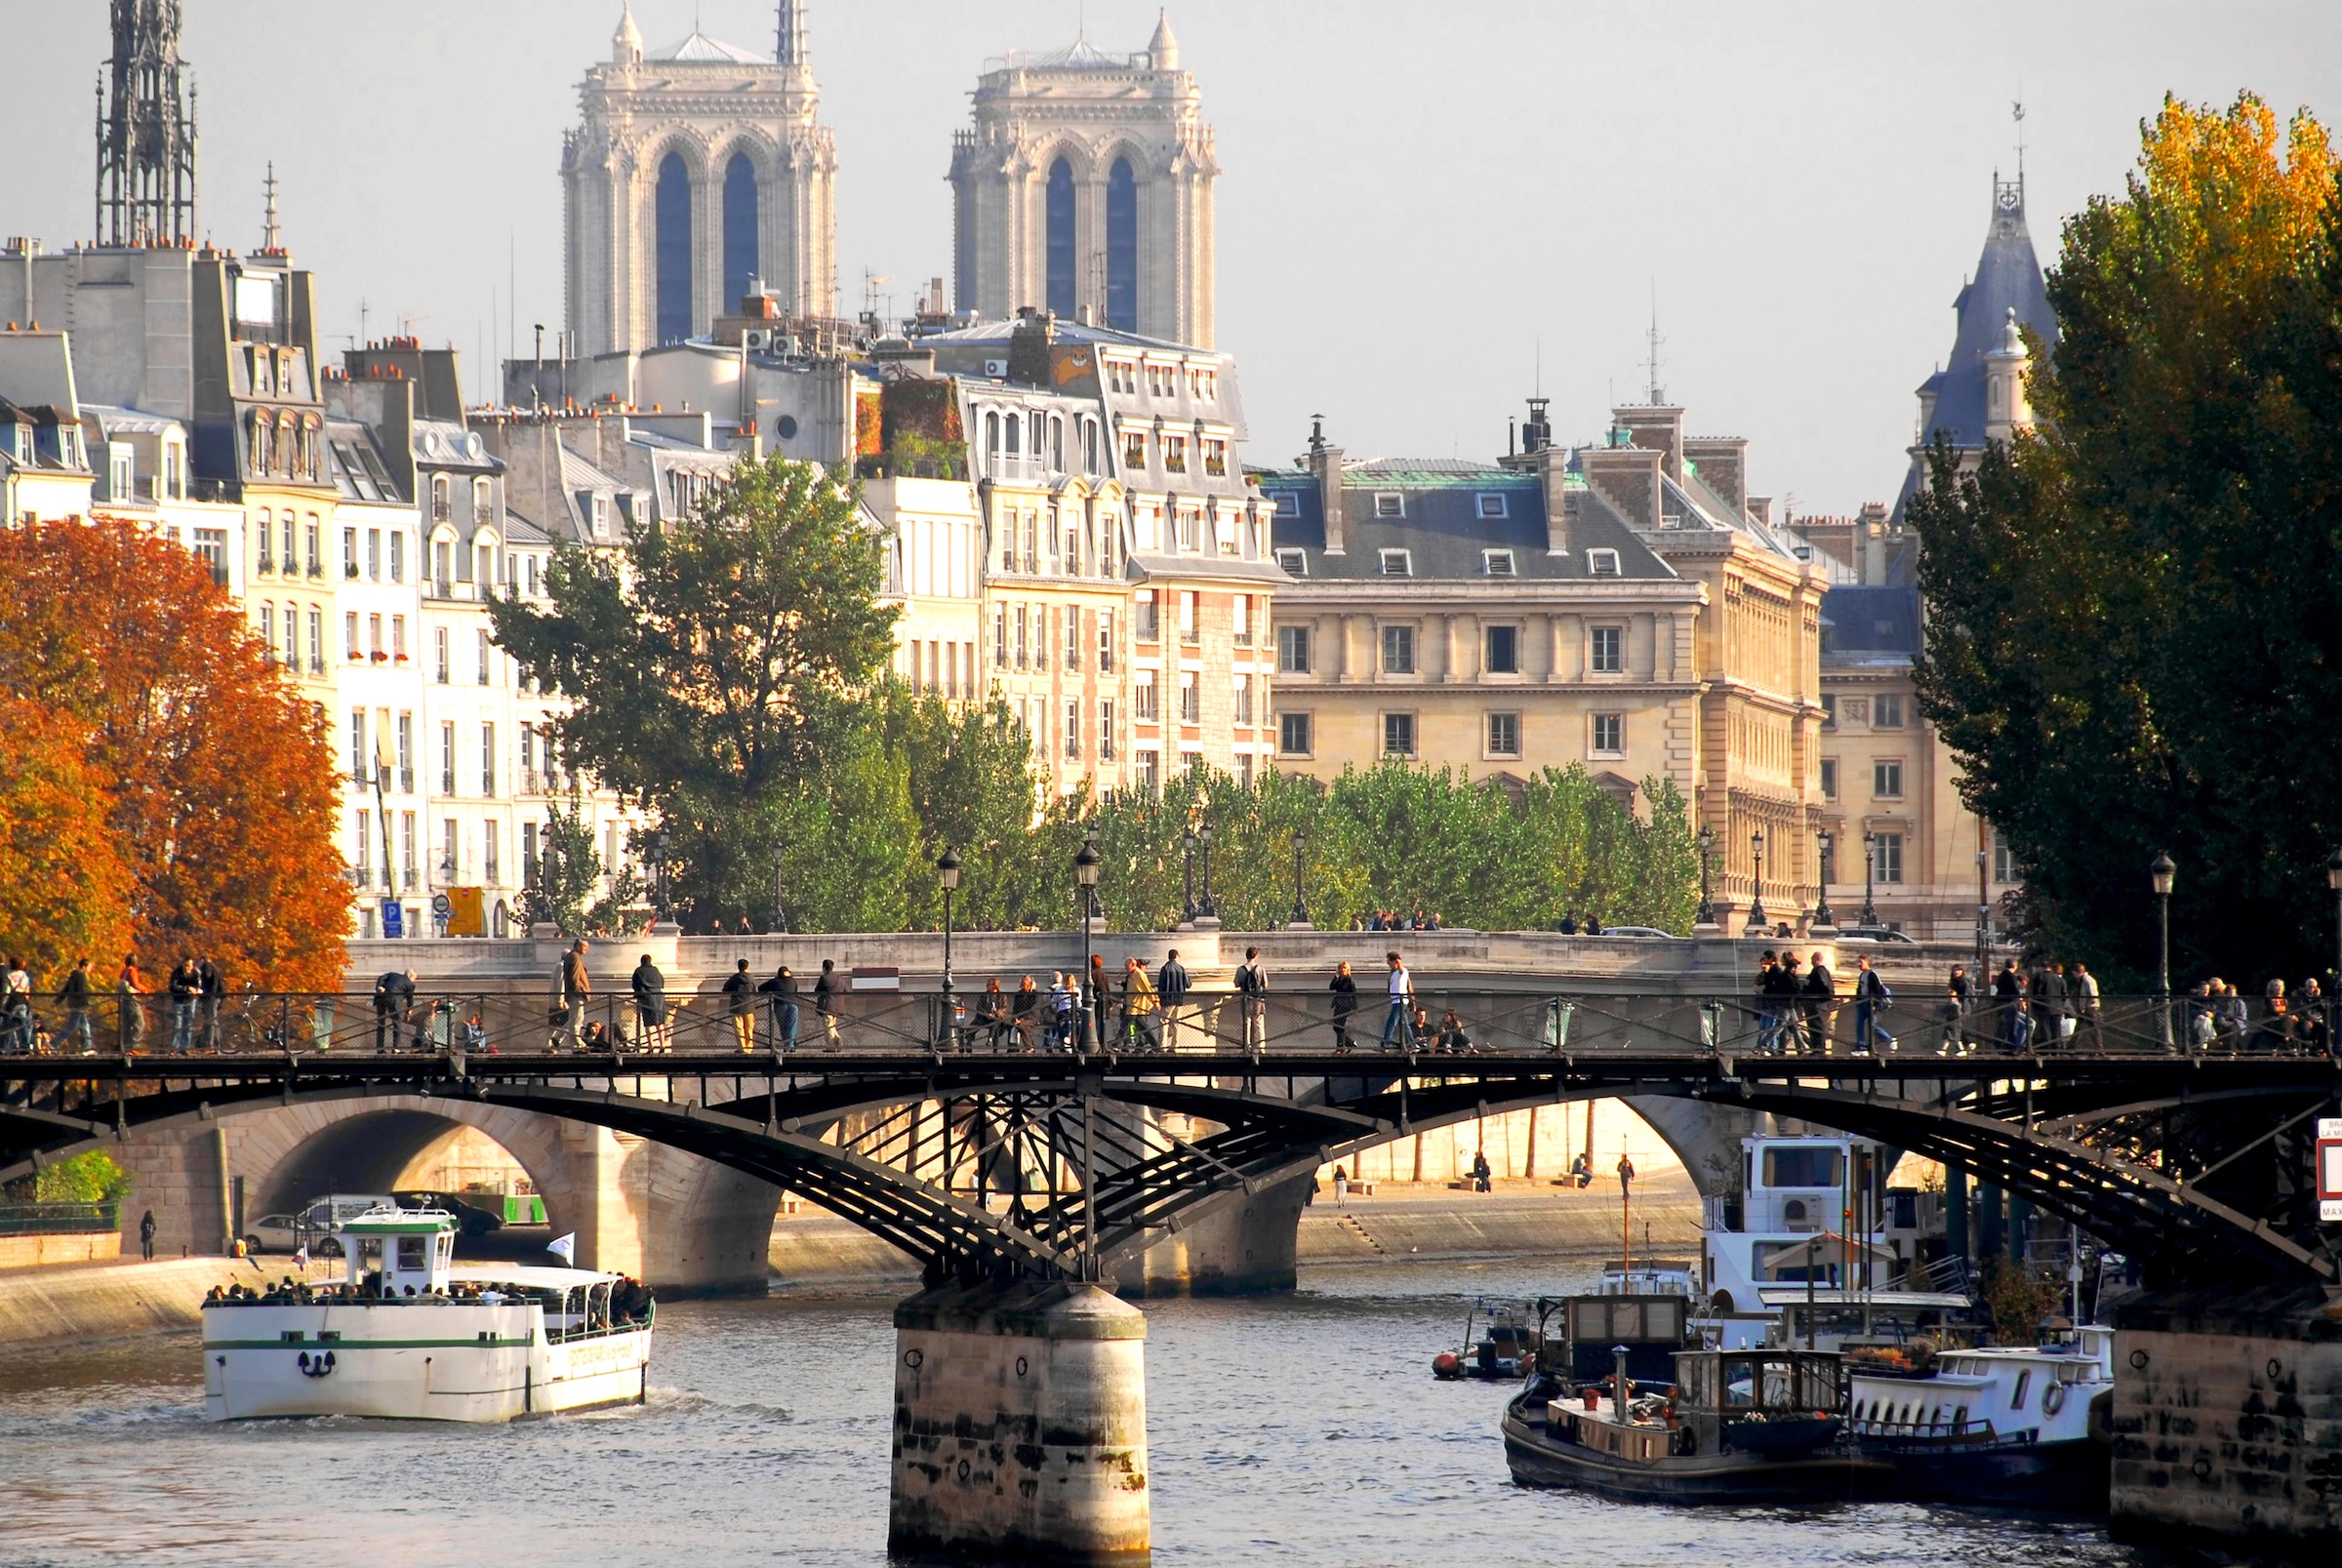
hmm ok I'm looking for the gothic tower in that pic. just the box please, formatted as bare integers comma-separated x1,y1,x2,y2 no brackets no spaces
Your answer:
949,11,1218,346
563,2,838,356
95,0,198,248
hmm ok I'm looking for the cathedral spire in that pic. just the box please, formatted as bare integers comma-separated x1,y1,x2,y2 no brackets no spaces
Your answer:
95,0,199,248
777,0,807,67
1147,9,1180,71
613,1,643,66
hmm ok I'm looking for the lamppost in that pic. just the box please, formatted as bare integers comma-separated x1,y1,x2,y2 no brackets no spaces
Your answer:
1975,844,1990,979
1180,829,1198,925
1744,828,1769,936
1694,825,1717,928
2151,851,2175,1049
1074,840,1102,1055
650,829,672,927
2325,849,2342,1054
1860,831,1879,928
539,824,559,933
1813,830,1837,930
1197,824,1219,924
1289,828,1312,929
936,849,961,1046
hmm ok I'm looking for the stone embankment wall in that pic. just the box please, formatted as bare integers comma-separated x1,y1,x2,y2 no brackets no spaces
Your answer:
2111,1285,2342,1556
0,1231,122,1270
0,1256,342,1345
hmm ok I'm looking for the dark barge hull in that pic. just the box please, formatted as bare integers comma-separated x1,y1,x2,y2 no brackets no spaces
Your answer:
1859,1435,2108,1513
1502,1406,1894,1506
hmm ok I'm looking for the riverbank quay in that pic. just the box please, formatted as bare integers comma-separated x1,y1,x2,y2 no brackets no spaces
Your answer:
1295,1176,1699,1267
2110,1284,2342,1559
0,1254,343,1346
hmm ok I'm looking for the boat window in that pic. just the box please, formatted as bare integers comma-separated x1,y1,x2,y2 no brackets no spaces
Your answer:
397,1236,427,1270
1762,1146,1842,1187
1955,1404,1968,1430
2010,1370,2032,1411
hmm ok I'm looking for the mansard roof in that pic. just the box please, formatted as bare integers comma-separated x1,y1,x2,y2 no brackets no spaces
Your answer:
1820,584,1922,666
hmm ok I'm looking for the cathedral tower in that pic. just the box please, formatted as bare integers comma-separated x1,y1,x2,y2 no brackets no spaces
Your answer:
563,2,837,355
949,11,1218,346
95,0,198,248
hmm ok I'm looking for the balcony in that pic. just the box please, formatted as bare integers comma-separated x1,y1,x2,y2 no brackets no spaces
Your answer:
986,452,1046,486
401,867,420,891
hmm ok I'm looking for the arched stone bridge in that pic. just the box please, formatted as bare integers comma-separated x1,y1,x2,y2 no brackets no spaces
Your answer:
5,990,2335,1292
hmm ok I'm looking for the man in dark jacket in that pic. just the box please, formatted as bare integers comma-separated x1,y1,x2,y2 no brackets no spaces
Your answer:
1155,949,1190,1050
814,959,842,1046
1328,961,1358,1053
1233,946,1269,1055
196,954,224,1051
757,965,799,1053
372,969,414,1055
58,958,94,1055
1993,959,2027,1052
169,958,203,1054
1853,955,1895,1054
630,954,667,1051
1800,952,1836,1055
720,959,755,1053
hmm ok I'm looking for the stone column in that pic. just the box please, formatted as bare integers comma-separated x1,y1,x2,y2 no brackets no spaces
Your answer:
890,1279,1150,1565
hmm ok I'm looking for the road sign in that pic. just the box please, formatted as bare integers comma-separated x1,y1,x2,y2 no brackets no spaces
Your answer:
444,887,486,938
381,899,404,940
430,893,453,916
2318,1118,2342,1224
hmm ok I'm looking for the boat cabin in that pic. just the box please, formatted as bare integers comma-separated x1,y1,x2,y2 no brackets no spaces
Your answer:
1558,1292,1690,1386
335,1208,458,1295
1668,1347,1849,1456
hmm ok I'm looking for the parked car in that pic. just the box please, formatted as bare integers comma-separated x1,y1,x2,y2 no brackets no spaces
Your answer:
390,1189,506,1238
1597,926,1682,940
247,1192,396,1256
1833,926,1918,945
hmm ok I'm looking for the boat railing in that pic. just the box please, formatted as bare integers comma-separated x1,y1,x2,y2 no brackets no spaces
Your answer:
1850,1415,2033,1443
546,1301,654,1344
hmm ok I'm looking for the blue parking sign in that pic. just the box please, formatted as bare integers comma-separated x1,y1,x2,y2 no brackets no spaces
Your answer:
381,899,404,939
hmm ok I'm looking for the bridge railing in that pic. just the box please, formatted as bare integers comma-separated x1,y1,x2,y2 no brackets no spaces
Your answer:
1,982,2326,1062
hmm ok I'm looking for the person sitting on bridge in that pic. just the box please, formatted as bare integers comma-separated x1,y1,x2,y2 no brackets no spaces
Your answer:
1569,1149,1594,1188
1011,976,1041,1052
979,978,1012,1051
1436,1008,1472,1055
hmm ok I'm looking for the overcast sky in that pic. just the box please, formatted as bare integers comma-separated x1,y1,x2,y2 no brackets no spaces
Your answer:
6,1,2339,512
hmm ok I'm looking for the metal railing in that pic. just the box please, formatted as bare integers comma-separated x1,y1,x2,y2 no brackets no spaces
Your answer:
0,1201,119,1236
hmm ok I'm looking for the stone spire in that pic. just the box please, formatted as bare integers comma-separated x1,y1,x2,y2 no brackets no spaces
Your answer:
777,0,807,66
613,1,643,66
95,0,199,248
1148,9,1180,70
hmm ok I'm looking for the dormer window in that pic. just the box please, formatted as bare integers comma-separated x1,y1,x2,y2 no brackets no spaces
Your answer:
1482,549,1515,577
1373,492,1404,519
1378,548,1412,578
1276,547,1307,576
1586,547,1621,577
1273,492,1300,517
1476,493,1509,518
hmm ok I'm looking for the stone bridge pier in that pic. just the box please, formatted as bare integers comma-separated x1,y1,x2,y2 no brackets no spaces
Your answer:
107,1092,779,1291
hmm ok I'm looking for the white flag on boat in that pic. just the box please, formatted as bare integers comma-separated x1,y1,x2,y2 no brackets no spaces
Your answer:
293,1245,309,1268
546,1232,576,1265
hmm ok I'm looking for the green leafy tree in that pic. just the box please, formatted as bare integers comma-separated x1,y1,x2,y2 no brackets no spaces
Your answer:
532,791,605,936
1911,94,2342,985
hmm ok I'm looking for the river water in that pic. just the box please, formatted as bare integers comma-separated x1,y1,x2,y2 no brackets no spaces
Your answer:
0,1259,2138,1568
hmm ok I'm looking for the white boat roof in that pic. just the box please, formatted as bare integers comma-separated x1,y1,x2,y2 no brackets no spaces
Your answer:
1756,1288,1971,1309
443,1265,624,1290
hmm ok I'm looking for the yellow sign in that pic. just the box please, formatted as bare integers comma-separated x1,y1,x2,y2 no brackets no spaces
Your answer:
445,886,487,938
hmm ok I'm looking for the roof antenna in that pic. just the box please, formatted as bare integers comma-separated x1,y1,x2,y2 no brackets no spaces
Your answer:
262,161,280,252
2012,95,2028,197
1534,335,1542,396
1642,284,1666,405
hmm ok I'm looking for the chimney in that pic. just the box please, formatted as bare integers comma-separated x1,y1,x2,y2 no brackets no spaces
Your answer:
1580,443,1664,531
1612,404,1685,482
1306,415,1344,554
1008,307,1054,387
1681,436,1747,516
1537,442,1570,555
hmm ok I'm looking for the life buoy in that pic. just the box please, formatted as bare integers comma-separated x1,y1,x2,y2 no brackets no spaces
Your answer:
2041,1380,2068,1417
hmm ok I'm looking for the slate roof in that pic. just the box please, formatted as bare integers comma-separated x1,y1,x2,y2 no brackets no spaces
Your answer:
324,417,406,503
1258,460,1676,583
1820,584,1922,666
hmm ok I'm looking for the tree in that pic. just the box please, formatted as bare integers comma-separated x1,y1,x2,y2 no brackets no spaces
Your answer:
490,455,898,926
0,695,136,979
0,520,347,987
1911,94,2342,986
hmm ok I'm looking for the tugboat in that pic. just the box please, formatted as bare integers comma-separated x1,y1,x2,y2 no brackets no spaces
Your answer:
1846,1324,2115,1510
201,1204,654,1422
1433,1298,1543,1381
1504,1344,1892,1504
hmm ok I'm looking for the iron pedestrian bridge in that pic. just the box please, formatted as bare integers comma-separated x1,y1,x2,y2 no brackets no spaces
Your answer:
4,987,2335,1290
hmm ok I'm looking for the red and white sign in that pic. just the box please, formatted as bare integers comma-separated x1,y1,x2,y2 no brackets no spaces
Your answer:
2318,1118,2342,1225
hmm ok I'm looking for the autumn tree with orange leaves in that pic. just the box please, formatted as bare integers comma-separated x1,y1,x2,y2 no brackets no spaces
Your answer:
0,519,347,990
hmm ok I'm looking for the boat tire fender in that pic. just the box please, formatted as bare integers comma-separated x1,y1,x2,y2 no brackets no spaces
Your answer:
2040,1380,2067,1417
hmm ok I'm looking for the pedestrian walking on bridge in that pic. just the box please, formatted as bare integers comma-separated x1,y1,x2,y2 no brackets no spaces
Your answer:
1379,952,1415,1051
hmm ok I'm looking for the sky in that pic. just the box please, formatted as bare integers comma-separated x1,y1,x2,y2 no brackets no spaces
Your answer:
6,1,2340,514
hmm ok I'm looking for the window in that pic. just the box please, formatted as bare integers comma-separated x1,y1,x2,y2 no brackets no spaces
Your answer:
1123,429,1148,469
1134,671,1158,722
1176,509,1199,552
368,614,384,657
1276,547,1308,576
434,627,450,684
1162,436,1188,474
1278,624,1311,674
1592,712,1625,755
2010,1370,2032,1412
345,612,360,661
1487,712,1520,757
1481,548,1515,576
390,616,406,661
1485,624,1519,675
1273,492,1301,518
1586,547,1621,576
483,822,500,886
1382,712,1417,758
1820,758,1838,800
1136,594,1160,643
1065,700,1081,760
367,529,382,582
1279,712,1312,755
1234,674,1254,726
1232,595,1252,646
1099,610,1115,673
1378,548,1412,578
1203,438,1227,477
440,722,456,795
1872,832,1905,884
1874,759,1904,798
1381,624,1416,675
281,610,299,668
441,819,459,881
1476,493,1509,519
1762,1146,1842,1187
1013,605,1028,670
388,532,405,584
1821,694,1837,731
281,515,296,573
1590,625,1623,674
1134,748,1160,799
1874,693,1905,729
481,724,497,797
434,541,453,592
259,604,275,652
308,609,323,671
1179,591,1198,644
257,510,274,573
192,528,227,586
1066,609,1082,670
477,629,492,686
1373,493,1404,518
348,711,367,783
993,604,1008,668
1993,831,2015,885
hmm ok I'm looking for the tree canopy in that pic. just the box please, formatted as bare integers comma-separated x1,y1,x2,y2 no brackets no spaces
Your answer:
0,520,348,986
1911,93,2342,987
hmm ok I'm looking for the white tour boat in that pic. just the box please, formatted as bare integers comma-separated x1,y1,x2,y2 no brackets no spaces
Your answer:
1846,1325,2115,1509
201,1205,653,1422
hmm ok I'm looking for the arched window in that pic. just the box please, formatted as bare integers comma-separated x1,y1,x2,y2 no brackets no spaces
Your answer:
430,474,450,520
1045,157,1076,318
985,411,1000,455
473,476,492,522
1106,157,1138,330
1005,413,1021,456
655,152,693,344
722,152,759,315
251,413,271,473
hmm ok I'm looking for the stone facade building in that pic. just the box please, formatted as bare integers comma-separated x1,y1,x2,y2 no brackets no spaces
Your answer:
563,3,839,353
948,15,1217,347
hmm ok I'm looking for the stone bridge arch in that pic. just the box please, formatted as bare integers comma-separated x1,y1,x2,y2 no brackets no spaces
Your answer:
97,1090,781,1292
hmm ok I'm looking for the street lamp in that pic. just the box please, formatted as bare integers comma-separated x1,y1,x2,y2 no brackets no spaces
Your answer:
936,849,961,1042
1695,825,1716,928
2151,851,2175,1049
1074,840,1102,1055
2325,848,2342,1055
1975,843,1990,978
1289,828,1312,929
650,828,672,926
1813,830,1837,930
1180,829,1198,925
1744,829,1769,936
1197,824,1219,922
1860,831,1879,927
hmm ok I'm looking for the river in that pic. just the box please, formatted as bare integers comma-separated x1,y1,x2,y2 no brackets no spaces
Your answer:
0,1259,2136,1567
